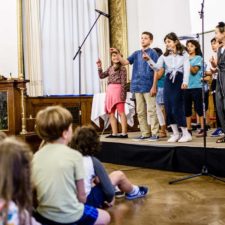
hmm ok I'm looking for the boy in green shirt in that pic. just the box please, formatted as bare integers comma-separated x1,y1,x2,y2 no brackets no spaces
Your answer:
32,106,110,225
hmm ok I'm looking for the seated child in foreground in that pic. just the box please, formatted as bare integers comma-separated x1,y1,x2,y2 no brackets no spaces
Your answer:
32,106,110,225
0,136,40,225
69,125,149,208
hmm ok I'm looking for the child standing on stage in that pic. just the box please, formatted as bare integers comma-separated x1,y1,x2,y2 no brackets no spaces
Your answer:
208,38,223,137
32,106,110,225
211,22,225,143
0,137,40,225
97,49,128,138
153,47,167,138
69,125,148,209
146,32,192,143
111,32,159,141
184,40,204,137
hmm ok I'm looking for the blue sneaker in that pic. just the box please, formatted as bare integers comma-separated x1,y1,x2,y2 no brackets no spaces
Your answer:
211,128,223,137
148,135,159,142
125,186,149,200
132,136,150,141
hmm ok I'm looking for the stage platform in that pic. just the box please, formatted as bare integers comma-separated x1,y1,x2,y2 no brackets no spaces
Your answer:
97,132,225,177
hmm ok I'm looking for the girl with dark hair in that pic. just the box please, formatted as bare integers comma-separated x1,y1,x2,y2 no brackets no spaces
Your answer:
0,137,40,225
184,39,204,137
96,49,128,138
211,22,225,143
69,126,148,208
144,32,192,143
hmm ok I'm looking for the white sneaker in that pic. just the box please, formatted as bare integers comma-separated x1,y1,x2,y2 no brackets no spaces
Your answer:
167,134,180,143
178,133,192,143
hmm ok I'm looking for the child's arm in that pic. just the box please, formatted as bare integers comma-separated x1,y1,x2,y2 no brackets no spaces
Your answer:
76,179,87,203
182,52,190,89
209,56,218,73
120,67,127,101
150,71,158,97
92,157,115,203
210,56,218,69
157,68,165,79
190,56,202,75
96,59,110,79
146,54,164,71
74,154,86,204
190,65,200,75
190,66,200,75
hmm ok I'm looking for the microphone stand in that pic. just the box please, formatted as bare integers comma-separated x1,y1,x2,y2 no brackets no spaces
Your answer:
169,0,225,184
73,13,102,125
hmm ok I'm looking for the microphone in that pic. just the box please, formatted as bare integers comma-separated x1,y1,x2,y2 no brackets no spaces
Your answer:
95,9,110,18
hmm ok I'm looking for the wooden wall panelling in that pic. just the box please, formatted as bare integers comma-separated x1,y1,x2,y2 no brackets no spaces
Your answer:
0,80,27,135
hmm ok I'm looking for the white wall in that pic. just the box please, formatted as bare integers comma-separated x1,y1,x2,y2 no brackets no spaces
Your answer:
188,0,225,68
126,0,192,54
190,0,225,34
126,0,225,72
0,0,18,77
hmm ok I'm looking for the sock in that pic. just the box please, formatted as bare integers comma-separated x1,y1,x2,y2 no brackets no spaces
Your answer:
181,127,189,136
121,133,127,136
170,124,179,136
128,185,139,195
115,186,120,192
112,133,117,136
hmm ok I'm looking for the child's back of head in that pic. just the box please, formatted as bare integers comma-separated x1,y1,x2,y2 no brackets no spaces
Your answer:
0,137,33,224
35,105,73,142
69,125,100,156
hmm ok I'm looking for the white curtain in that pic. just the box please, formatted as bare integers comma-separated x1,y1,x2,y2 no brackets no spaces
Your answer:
95,0,110,92
40,0,101,95
23,0,43,96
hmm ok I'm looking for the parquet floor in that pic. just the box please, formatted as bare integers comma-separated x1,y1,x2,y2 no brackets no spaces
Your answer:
104,163,225,225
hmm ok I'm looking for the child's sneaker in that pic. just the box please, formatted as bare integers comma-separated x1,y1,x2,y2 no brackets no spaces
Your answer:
119,134,128,138
125,186,149,200
196,129,207,137
132,136,150,141
167,134,180,143
148,135,159,142
211,128,223,137
115,190,125,198
178,133,192,143
105,134,118,138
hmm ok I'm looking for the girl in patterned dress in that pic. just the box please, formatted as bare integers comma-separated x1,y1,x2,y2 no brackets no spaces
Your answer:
97,49,128,138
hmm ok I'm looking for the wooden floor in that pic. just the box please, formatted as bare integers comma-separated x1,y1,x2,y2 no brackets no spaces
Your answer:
104,163,225,225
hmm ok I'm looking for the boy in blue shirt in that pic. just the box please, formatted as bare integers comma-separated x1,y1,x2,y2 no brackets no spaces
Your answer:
110,32,159,141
